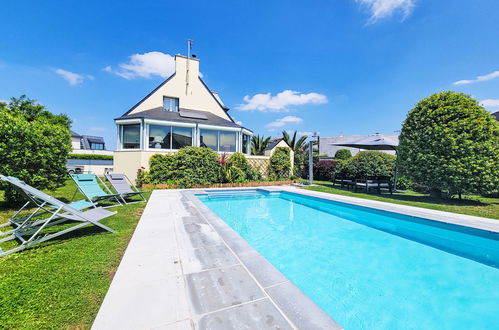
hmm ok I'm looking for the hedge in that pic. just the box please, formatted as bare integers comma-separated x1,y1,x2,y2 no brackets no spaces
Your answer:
68,153,113,161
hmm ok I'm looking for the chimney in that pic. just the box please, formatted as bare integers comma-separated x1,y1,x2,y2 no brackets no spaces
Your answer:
175,54,200,95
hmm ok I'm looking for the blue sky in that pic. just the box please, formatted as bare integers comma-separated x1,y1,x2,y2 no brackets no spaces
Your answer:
1,0,499,149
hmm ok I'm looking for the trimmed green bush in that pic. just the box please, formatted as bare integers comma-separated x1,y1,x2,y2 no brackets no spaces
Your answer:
68,153,113,161
0,96,71,204
334,149,352,160
268,147,291,180
345,151,396,178
227,152,260,181
398,91,499,197
145,147,219,187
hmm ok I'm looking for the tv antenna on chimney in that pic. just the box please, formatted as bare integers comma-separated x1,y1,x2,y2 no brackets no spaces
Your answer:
187,39,193,58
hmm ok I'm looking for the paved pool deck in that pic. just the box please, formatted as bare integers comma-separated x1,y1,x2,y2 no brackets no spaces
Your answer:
92,186,499,330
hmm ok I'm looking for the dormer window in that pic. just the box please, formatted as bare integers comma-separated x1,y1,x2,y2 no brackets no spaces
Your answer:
163,96,179,112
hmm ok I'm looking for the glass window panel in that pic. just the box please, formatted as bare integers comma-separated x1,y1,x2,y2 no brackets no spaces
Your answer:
163,97,179,112
200,129,218,151
242,134,250,154
122,124,141,149
90,143,104,150
148,125,171,149
219,131,237,152
172,126,192,149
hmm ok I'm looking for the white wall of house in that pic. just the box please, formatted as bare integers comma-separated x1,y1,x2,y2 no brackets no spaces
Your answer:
71,136,81,150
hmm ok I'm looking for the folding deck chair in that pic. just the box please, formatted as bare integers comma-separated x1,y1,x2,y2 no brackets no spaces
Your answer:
0,176,94,235
105,173,147,204
70,174,122,207
0,175,116,257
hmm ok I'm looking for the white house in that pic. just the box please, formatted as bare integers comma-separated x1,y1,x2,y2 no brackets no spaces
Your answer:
114,54,253,181
70,130,113,156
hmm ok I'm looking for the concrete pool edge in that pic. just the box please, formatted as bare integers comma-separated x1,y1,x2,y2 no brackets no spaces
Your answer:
279,186,499,234
183,190,342,329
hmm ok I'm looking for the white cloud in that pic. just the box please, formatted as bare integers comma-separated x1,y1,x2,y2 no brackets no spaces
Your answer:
105,51,175,79
235,120,243,126
453,70,499,85
53,68,89,85
237,90,327,111
356,0,415,22
266,116,303,130
480,99,499,111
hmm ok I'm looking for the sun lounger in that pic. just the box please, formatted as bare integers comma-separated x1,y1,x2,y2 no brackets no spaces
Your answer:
105,173,147,204
0,176,94,235
0,175,116,257
70,174,122,207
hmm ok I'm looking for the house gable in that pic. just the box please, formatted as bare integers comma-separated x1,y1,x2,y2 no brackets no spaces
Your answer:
125,55,232,121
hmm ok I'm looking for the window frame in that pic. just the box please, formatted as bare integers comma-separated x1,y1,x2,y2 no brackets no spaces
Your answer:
145,121,194,151
163,96,179,112
120,123,142,150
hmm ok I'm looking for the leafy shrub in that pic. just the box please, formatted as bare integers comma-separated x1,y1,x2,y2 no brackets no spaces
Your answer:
68,153,113,160
395,177,413,190
334,149,352,160
145,147,219,187
0,96,71,204
346,151,396,178
314,160,337,181
268,147,291,180
228,152,261,180
398,91,499,196
226,166,246,183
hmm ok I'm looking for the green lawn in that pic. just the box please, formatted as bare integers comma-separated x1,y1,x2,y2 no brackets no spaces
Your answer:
304,181,499,220
0,180,149,329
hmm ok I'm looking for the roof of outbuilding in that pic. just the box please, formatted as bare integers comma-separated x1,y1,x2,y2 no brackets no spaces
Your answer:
492,111,499,121
70,130,82,137
115,107,249,130
265,138,287,151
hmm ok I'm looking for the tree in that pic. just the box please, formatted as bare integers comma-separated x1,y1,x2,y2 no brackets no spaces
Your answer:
0,96,72,204
250,135,271,155
282,130,308,152
334,149,352,160
282,130,309,176
398,91,499,198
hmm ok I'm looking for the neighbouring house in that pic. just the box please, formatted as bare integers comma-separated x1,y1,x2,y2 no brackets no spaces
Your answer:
113,54,255,181
492,111,499,121
68,130,113,175
71,130,113,156
319,134,399,157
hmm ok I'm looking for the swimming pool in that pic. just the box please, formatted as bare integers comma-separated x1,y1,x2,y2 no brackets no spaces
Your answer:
197,190,499,329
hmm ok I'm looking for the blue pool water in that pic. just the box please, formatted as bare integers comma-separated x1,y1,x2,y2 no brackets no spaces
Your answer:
197,190,499,330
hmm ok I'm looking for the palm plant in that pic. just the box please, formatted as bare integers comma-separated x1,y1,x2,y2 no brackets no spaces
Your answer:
250,135,271,155
282,130,308,152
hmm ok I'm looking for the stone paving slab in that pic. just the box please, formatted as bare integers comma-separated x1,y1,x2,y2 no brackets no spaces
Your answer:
197,299,293,330
185,265,265,314
266,281,342,330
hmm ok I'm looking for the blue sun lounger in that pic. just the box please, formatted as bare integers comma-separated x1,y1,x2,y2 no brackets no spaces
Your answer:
0,175,116,257
70,174,122,207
